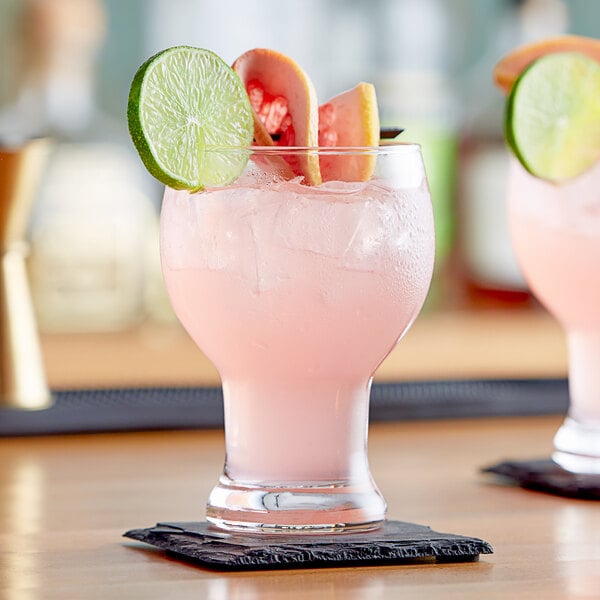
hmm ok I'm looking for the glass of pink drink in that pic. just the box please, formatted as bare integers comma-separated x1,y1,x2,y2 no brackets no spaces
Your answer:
508,157,600,474
160,145,435,532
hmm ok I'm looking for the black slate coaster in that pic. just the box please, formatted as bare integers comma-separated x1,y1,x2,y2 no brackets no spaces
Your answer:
482,459,600,500
123,520,493,571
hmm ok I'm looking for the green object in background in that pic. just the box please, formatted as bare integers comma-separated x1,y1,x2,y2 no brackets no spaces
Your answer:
391,120,457,267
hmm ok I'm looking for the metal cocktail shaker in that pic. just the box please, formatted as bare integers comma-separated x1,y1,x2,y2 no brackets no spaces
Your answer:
0,139,51,409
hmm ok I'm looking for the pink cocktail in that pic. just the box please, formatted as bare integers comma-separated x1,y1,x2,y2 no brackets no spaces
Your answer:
508,157,600,473
160,145,435,531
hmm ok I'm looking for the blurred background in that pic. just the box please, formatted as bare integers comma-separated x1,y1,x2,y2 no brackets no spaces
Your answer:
0,0,598,390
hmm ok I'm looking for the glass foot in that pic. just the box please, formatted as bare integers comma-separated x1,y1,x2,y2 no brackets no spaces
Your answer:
206,475,386,533
553,417,600,474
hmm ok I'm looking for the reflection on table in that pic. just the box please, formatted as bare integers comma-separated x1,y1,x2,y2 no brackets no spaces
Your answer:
1,417,598,599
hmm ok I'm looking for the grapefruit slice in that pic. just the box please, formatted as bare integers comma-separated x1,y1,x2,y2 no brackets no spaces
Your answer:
494,34,600,94
318,82,380,182
232,48,321,185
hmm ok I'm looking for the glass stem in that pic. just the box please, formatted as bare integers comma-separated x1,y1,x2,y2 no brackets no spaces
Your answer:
552,330,600,473
566,330,600,426
220,377,373,485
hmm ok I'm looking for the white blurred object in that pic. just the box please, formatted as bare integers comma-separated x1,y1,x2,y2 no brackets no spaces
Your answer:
29,145,157,332
518,0,569,42
0,0,108,143
0,0,162,332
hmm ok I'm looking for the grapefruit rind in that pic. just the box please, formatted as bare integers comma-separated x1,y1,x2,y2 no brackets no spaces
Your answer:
505,52,600,182
318,82,380,182
128,46,254,190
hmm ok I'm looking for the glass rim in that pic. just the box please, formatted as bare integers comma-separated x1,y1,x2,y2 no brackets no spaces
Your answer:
203,142,421,156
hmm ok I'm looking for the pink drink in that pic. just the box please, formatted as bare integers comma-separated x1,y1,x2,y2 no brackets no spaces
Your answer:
508,157,600,472
160,146,435,530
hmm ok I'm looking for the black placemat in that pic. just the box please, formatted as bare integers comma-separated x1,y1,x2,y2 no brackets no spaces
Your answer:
123,520,493,571
0,378,568,437
482,459,600,500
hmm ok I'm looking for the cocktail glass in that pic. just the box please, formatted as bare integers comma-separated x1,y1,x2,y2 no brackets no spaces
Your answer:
507,157,600,474
160,144,435,532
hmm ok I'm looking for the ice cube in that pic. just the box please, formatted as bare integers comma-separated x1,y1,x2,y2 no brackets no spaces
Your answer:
240,189,292,293
273,192,367,260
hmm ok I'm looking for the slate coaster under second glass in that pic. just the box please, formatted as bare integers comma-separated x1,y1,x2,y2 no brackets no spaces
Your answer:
483,458,600,500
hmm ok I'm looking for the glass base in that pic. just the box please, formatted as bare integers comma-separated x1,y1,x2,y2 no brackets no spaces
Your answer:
553,417,600,474
206,475,386,534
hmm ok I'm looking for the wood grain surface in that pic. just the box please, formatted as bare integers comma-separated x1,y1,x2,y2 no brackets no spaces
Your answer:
1,417,598,599
2,307,595,599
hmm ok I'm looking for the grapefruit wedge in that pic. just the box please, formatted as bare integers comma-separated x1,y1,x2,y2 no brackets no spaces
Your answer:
318,82,380,182
494,34,600,94
232,48,321,185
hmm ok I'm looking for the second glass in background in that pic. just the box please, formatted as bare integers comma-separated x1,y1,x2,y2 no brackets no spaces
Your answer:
507,158,600,474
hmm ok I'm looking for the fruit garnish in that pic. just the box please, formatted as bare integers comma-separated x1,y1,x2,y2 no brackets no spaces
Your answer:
128,46,254,191
504,52,600,182
493,34,600,94
318,82,380,182
233,48,383,184
232,48,321,185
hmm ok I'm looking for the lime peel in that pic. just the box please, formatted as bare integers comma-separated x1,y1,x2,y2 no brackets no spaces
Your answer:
505,51,600,183
127,46,254,190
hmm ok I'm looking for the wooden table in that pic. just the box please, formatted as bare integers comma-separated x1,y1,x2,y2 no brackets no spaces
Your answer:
1,417,599,599
1,307,598,598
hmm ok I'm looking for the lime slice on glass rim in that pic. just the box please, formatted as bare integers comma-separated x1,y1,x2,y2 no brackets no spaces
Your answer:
127,46,254,191
505,51,600,183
